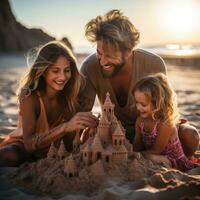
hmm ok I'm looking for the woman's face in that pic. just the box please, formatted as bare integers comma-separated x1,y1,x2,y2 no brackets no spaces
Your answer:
44,55,72,92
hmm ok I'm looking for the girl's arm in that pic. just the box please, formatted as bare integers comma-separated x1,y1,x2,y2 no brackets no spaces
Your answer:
20,95,97,153
133,117,144,151
142,123,176,155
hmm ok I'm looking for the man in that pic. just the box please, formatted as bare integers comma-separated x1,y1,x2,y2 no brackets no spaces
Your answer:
80,9,199,157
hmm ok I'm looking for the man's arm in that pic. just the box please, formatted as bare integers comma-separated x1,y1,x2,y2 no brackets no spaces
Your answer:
133,117,144,151
79,56,96,112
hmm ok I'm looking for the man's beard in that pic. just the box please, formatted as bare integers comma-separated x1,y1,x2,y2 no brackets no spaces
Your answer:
100,60,125,78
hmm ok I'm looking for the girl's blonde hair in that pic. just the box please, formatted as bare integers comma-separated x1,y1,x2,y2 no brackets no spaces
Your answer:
17,40,83,114
133,73,180,125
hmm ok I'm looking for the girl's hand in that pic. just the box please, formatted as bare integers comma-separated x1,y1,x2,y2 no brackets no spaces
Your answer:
64,112,98,132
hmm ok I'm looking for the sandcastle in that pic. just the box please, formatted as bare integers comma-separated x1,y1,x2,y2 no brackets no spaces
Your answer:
12,92,175,196
46,92,133,178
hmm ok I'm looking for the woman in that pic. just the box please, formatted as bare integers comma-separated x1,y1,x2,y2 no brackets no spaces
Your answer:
0,41,97,166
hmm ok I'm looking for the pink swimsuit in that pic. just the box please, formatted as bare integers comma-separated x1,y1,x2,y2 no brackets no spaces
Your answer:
140,120,199,172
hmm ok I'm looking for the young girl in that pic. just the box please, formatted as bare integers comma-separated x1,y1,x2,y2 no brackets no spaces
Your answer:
132,73,199,171
0,41,97,166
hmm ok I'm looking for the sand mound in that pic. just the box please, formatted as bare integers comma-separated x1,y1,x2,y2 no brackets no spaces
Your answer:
8,156,200,200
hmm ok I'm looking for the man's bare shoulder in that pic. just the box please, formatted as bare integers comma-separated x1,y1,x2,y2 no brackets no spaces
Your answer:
81,53,98,70
80,53,101,79
134,48,166,73
135,48,165,64
134,48,163,60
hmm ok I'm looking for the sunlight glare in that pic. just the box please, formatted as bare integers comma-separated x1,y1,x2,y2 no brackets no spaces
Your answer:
164,2,198,39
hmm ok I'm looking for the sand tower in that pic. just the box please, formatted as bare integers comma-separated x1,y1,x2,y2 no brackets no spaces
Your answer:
102,92,115,122
91,133,104,163
58,140,67,159
64,154,78,178
47,142,57,159
73,130,81,153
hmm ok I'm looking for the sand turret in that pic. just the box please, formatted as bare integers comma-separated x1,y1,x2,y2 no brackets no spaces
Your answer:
47,142,57,159
102,92,115,122
64,154,78,178
73,130,81,153
58,140,67,159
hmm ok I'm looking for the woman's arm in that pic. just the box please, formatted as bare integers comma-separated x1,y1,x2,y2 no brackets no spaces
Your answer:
20,95,97,153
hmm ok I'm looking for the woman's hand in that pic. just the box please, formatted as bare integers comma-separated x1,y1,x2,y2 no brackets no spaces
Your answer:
64,112,98,132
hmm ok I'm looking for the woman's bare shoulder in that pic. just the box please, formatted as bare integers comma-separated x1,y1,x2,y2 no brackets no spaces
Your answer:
19,91,40,114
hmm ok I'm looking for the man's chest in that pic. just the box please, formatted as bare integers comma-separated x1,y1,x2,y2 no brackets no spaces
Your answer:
109,75,132,106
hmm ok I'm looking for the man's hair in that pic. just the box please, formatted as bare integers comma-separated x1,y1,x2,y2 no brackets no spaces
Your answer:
85,9,140,51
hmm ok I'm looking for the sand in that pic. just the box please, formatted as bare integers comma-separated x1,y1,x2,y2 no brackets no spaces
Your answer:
0,54,200,200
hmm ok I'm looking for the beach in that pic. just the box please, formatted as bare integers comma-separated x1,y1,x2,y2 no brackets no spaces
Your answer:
0,53,200,200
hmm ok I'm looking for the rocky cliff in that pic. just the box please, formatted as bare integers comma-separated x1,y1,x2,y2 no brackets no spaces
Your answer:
0,0,72,52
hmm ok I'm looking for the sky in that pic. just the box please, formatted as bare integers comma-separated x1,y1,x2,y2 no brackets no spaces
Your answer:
10,0,200,52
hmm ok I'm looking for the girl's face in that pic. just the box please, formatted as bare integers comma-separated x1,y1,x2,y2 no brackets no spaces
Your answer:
134,90,154,119
44,55,71,92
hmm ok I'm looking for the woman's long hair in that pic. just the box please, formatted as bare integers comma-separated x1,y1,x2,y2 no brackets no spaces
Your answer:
17,41,83,114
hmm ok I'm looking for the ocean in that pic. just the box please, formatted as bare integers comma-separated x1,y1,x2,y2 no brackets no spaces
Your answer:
0,53,26,70
1,45,200,70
